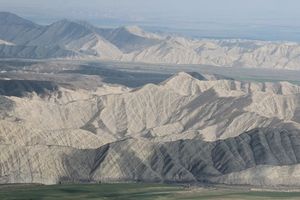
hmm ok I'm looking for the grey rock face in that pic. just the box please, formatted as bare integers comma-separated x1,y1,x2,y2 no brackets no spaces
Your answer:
2,128,299,185
87,128,300,184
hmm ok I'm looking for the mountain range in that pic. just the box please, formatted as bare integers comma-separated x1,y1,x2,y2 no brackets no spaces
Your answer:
1,72,300,186
2,11,300,187
1,12,300,70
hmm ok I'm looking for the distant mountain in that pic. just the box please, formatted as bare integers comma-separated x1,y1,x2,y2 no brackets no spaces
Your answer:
0,44,76,59
97,26,162,53
0,12,43,43
66,33,123,59
26,20,92,46
0,12,37,27
1,12,300,70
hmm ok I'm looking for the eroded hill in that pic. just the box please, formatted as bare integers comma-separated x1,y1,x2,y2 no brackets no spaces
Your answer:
1,72,300,186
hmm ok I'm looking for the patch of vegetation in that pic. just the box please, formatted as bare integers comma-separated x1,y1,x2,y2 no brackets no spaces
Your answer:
0,184,300,200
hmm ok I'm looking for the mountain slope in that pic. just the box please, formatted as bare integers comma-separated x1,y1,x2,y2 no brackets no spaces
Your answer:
66,33,122,59
25,20,93,46
0,44,76,59
98,26,162,53
0,13,122,59
0,12,43,44
90,128,300,185
122,38,300,70
1,12,300,70
122,37,201,64
1,73,300,185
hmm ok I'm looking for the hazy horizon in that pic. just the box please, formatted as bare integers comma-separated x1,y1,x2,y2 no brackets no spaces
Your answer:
1,0,300,41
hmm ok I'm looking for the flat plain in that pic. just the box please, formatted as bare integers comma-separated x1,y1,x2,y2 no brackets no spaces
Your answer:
1,184,300,200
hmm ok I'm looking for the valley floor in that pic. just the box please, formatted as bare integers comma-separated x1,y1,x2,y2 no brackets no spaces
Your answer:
1,183,300,200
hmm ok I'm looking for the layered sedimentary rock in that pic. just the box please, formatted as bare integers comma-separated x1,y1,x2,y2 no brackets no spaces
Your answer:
1,72,300,186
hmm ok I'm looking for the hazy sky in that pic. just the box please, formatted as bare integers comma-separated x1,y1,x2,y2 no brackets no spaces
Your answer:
1,0,300,41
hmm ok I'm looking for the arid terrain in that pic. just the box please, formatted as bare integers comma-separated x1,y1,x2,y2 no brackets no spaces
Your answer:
0,59,300,188
2,12,300,70
1,12,300,200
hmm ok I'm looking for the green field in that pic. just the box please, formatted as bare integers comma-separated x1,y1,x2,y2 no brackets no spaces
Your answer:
1,183,300,200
